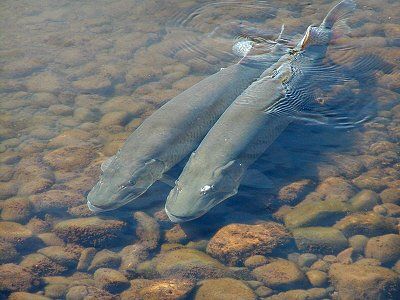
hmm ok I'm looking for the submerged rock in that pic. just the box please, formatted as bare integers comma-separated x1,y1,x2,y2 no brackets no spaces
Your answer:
252,259,306,290
0,241,19,263
334,212,397,237
306,270,328,287
0,264,40,294
8,292,51,300
329,263,400,300
38,245,82,268
30,190,85,213
43,145,96,172
77,247,97,271
133,211,160,250
0,221,34,248
364,234,400,265
121,278,195,300
88,249,121,272
0,197,32,223
141,248,230,280
277,179,313,203
195,278,256,300
93,268,129,293
266,288,329,300
65,285,116,300
283,200,351,229
380,188,400,205
119,244,149,278
53,217,126,247
350,189,380,212
20,253,67,276
206,222,291,266
292,226,348,254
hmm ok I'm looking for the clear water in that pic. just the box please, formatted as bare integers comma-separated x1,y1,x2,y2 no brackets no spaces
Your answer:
0,0,399,299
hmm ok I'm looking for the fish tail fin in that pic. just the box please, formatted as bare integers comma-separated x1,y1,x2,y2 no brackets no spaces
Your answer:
321,0,356,29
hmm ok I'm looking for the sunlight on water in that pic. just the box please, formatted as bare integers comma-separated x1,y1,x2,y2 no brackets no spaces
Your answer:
0,0,399,299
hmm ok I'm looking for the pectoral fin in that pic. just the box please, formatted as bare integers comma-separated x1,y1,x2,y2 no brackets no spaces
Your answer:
241,168,274,189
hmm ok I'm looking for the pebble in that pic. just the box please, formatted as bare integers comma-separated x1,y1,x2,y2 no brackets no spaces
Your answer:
20,253,67,276
72,75,111,93
244,255,268,269
364,234,400,265
48,104,73,116
333,212,397,237
93,268,129,293
65,285,115,300
30,189,85,213
292,226,348,254
43,145,96,172
138,248,230,280
329,263,400,300
8,292,51,300
121,278,195,300
252,259,306,290
88,249,121,272
349,235,369,254
0,197,32,223
0,241,19,264
0,221,34,248
297,253,318,268
77,247,97,271
306,270,328,287
53,217,126,247
25,72,61,93
118,244,149,278
195,278,256,300
0,264,40,294
38,245,82,268
350,189,380,212
37,233,65,247
380,188,400,205
134,211,160,250
277,179,313,203
164,224,189,244
206,222,291,266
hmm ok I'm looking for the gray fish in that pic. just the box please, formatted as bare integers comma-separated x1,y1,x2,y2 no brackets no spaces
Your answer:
87,29,290,212
165,0,356,222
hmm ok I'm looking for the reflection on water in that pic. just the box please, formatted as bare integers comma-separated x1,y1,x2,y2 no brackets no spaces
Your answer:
0,0,399,299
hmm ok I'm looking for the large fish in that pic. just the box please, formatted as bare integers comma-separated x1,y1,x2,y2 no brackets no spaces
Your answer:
165,0,357,222
87,28,290,212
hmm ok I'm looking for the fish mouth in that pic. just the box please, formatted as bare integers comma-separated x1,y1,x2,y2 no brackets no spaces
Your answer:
87,200,121,213
164,205,205,223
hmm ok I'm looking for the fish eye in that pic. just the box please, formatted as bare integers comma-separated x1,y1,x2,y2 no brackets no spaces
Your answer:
200,184,214,195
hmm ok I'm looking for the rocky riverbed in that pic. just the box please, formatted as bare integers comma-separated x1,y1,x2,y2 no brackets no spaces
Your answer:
0,0,399,299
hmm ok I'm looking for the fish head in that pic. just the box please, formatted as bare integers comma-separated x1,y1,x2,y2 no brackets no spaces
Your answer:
87,157,165,212
165,155,242,222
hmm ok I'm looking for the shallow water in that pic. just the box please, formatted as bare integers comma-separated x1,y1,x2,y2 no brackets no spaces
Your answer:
0,0,399,299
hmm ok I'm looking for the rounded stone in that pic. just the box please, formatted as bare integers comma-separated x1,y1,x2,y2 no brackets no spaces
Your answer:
53,217,126,247
195,278,256,300
306,270,328,287
329,263,400,300
350,189,380,212
0,221,33,248
0,197,32,223
0,264,40,293
252,259,306,290
297,253,318,268
206,222,291,266
29,190,85,213
20,253,67,276
0,241,19,264
8,292,51,300
43,145,96,172
365,234,400,265
244,255,268,269
349,235,369,254
65,285,114,300
94,268,129,293
380,188,400,205
88,249,121,272
292,226,348,254
38,245,82,268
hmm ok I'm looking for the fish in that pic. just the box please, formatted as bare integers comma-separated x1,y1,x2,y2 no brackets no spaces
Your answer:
87,28,292,212
165,0,357,222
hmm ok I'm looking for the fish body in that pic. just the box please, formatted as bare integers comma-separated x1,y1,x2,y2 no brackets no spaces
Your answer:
165,0,356,222
87,39,289,212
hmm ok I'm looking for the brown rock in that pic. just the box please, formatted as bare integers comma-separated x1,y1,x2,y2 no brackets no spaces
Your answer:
30,190,85,213
252,260,306,290
329,263,400,300
20,253,67,276
8,292,51,300
0,197,32,222
54,217,126,247
306,270,327,287
134,211,160,250
380,188,400,205
77,247,97,271
65,285,116,300
365,234,400,265
119,244,149,278
244,255,268,269
164,224,189,244
43,145,96,172
0,221,34,248
277,179,313,203
0,241,19,263
121,278,195,300
334,212,397,237
0,264,40,293
206,222,291,266
88,249,121,272
94,268,129,293
195,278,256,300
